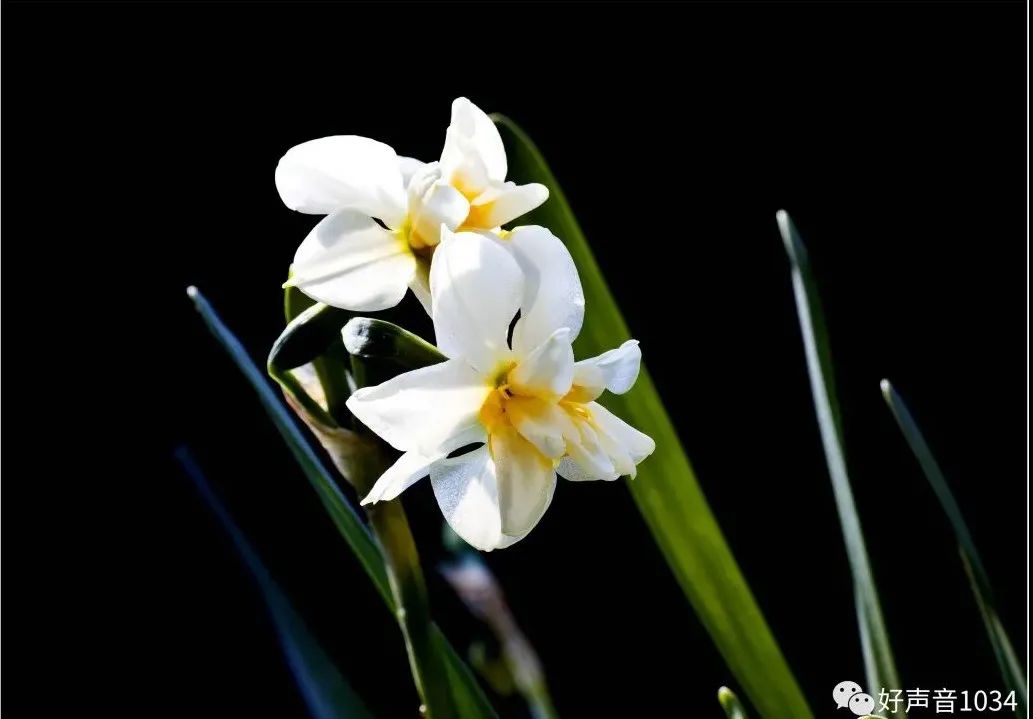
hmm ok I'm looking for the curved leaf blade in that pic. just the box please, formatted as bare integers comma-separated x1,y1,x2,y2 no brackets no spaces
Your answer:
775,212,902,712
494,115,812,719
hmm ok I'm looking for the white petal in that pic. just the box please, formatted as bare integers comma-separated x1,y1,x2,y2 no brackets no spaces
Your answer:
464,182,548,230
571,340,643,401
431,228,522,373
399,156,426,188
407,163,470,248
506,226,585,356
289,210,416,311
508,328,574,400
495,472,556,549
439,97,507,196
360,425,487,505
346,358,490,455
506,395,579,459
275,136,407,228
408,258,433,315
589,402,655,471
361,450,433,505
558,420,617,481
490,425,557,538
430,446,503,551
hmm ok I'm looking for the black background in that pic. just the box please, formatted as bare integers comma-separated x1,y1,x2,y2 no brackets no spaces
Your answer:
2,2,1027,717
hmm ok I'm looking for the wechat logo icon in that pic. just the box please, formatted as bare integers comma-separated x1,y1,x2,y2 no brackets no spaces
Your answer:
834,680,877,716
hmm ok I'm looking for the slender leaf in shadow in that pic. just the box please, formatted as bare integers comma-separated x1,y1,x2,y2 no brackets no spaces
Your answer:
881,379,1026,715
175,446,375,719
187,286,498,719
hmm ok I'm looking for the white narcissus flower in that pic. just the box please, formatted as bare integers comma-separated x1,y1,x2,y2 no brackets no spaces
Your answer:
345,227,655,551
276,98,548,313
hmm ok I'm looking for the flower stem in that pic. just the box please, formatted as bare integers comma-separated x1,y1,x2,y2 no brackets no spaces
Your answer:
365,486,458,719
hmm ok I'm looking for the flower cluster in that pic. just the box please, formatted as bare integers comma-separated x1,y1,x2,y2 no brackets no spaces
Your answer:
276,98,654,550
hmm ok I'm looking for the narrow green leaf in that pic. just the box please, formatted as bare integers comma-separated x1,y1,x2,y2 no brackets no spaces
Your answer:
775,211,902,711
718,687,749,719
176,447,375,719
881,380,1027,715
494,116,812,719
188,287,498,719
188,286,391,602
342,317,447,370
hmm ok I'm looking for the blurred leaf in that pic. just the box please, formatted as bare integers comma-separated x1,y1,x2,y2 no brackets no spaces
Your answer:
188,286,498,719
342,317,446,370
176,447,375,719
495,116,812,719
881,380,1027,715
718,687,749,719
775,212,902,712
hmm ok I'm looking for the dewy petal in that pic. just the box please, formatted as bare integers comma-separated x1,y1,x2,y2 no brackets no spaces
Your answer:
275,136,407,228
408,163,470,249
430,445,503,551
506,226,585,356
494,471,556,549
490,424,557,538
346,358,490,455
439,97,507,196
464,182,549,230
431,228,522,373
361,425,486,505
361,450,434,505
570,340,643,402
508,328,575,400
506,395,579,459
289,210,416,311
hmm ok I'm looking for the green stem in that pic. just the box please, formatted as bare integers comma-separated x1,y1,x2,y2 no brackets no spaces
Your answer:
366,497,458,718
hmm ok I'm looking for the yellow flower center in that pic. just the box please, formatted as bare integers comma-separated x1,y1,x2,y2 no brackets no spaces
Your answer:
478,361,518,434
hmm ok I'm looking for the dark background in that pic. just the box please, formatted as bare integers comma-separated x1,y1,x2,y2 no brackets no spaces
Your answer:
2,2,1026,716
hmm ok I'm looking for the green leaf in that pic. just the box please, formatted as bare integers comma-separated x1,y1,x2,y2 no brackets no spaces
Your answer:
718,687,749,719
188,287,497,719
775,212,902,712
342,317,447,370
176,447,375,719
494,115,812,719
189,286,391,601
881,380,1027,715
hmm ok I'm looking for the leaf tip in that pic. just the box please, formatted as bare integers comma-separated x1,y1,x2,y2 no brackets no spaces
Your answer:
776,209,808,266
